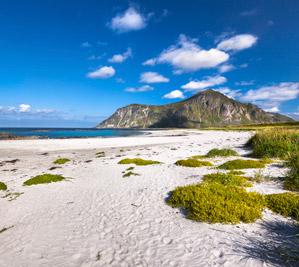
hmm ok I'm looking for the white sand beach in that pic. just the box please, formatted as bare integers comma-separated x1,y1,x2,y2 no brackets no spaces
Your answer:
0,130,297,267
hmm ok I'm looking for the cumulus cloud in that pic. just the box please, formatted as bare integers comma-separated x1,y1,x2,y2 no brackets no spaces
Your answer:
163,90,185,99
217,34,258,51
142,58,156,66
264,106,280,113
108,48,132,63
87,66,115,79
155,35,229,72
218,64,235,73
213,87,242,99
181,76,227,91
19,104,31,113
109,7,147,33
125,85,154,92
140,72,169,83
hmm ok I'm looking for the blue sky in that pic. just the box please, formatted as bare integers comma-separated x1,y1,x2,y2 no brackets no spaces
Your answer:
0,0,298,127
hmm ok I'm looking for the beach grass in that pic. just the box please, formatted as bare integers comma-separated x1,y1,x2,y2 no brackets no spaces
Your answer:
265,193,299,221
167,183,264,224
118,158,160,166
123,171,140,178
247,129,299,159
53,158,70,165
23,174,65,186
206,148,239,157
284,152,299,191
175,159,213,167
0,181,7,190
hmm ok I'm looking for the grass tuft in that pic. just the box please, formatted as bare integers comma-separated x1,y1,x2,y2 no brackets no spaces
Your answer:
175,159,213,167
218,159,267,170
284,152,299,191
265,193,299,221
0,181,7,190
123,171,140,178
202,172,252,187
23,174,65,186
247,129,299,159
118,158,160,166
53,158,70,165
206,148,239,157
167,183,264,224
228,170,245,175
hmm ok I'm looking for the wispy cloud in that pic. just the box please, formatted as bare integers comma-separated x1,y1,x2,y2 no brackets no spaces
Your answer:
125,85,153,92
81,42,92,48
218,64,235,73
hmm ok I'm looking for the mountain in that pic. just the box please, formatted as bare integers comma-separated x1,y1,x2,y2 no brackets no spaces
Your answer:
97,90,293,128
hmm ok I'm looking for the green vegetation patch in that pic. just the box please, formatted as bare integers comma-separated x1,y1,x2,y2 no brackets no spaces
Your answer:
265,193,299,221
206,148,239,157
0,181,7,191
175,159,213,167
228,170,245,175
202,172,252,187
118,158,160,166
53,158,70,165
123,171,140,178
284,152,299,191
167,183,264,224
23,174,65,186
218,159,267,170
247,129,299,159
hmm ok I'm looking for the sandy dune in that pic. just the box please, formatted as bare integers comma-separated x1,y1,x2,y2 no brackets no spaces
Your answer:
0,130,296,267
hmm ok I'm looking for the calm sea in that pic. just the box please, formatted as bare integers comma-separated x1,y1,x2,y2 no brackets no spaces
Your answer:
0,128,146,139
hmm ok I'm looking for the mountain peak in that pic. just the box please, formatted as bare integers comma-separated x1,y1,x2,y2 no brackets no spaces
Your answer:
97,89,293,128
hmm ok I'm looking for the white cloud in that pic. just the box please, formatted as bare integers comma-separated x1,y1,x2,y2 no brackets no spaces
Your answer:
142,58,156,66
156,35,229,72
264,106,280,113
181,76,227,91
217,34,258,51
163,90,185,99
241,82,299,113
214,87,242,99
108,48,132,63
125,85,154,92
140,72,169,83
218,64,235,73
19,104,31,113
87,66,115,79
109,7,147,33
241,82,299,102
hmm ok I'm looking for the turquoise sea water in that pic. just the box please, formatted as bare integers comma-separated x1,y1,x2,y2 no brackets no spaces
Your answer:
0,128,146,139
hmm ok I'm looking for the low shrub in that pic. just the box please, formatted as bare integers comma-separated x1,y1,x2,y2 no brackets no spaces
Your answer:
23,174,65,186
118,158,160,166
265,193,299,221
247,129,299,159
175,159,213,167
202,172,252,187
0,181,7,191
206,148,239,157
284,152,299,191
218,159,266,170
53,158,70,165
228,170,245,175
167,183,264,224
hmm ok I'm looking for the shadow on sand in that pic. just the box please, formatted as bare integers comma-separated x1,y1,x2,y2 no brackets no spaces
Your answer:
235,220,299,267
